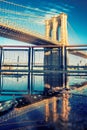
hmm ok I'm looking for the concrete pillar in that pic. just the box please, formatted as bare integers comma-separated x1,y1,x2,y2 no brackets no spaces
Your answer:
61,13,68,45
52,17,58,41
45,20,51,38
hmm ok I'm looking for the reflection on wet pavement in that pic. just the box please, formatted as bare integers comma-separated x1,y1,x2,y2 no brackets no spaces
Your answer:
0,93,87,130
0,73,87,130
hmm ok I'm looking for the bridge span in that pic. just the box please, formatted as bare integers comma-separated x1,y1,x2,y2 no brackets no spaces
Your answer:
0,23,59,45
0,13,87,59
0,13,68,46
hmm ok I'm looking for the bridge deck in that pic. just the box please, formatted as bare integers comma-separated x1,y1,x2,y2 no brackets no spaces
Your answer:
0,23,59,45
0,23,87,58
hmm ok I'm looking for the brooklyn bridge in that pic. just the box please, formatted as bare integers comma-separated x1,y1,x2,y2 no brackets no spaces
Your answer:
0,12,87,73
0,1,87,130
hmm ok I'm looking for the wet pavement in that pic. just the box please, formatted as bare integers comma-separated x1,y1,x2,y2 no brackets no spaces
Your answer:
0,93,87,130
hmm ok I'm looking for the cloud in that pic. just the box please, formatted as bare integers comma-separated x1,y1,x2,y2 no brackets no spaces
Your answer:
45,2,71,13
43,9,60,19
0,0,73,34
23,6,61,25
53,5,70,12
62,4,75,9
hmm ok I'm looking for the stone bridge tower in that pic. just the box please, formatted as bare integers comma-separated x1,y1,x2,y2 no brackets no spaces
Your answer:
45,13,68,45
44,13,68,88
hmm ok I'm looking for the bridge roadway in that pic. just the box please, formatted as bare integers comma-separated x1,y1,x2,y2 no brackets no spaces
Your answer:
0,23,87,58
69,50,87,59
0,23,59,45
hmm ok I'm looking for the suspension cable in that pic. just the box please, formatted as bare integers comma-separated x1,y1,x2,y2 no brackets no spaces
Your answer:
0,8,44,18
0,0,58,16
68,21,81,43
0,16,44,24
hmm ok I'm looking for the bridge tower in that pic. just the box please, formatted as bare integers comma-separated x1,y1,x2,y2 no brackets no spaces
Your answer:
45,13,68,45
44,13,68,88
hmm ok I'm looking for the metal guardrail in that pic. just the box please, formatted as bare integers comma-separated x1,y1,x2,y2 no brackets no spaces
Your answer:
0,45,87,73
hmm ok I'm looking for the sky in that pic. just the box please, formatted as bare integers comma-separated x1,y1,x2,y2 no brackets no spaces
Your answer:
0,0,87,46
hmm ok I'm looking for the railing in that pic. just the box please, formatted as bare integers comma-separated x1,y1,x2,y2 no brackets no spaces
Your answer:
0,45,87,74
